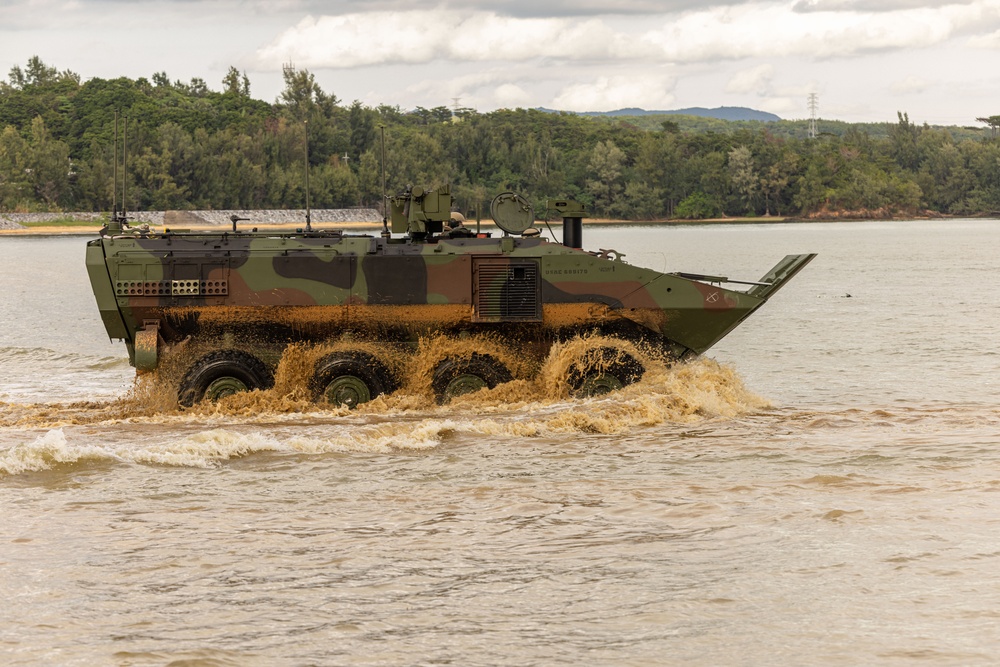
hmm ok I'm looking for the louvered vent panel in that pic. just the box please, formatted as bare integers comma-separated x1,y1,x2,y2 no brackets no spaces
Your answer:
475,261,541,322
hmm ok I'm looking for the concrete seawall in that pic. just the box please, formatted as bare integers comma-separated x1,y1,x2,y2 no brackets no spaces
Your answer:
0,208,382,230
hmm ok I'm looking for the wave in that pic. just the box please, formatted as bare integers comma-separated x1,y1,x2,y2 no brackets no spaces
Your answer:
0,345,129,370
0,421,456,475
0,346,133,403
0,358,771,475
0,414,620,474
0,338,771,425
4,383,997,477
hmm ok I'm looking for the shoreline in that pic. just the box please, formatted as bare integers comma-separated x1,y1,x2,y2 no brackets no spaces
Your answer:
2,213,996,237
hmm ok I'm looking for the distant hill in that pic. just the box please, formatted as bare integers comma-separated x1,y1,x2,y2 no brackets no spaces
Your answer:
538,106,782,122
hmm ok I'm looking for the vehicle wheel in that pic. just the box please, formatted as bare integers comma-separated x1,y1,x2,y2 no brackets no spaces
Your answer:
567,346,644,397
310,351,397,408
432,353,513,404
178,350,274,407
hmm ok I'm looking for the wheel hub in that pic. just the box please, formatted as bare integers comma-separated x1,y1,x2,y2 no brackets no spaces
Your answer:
576,373,623,397
204,376,249,402
324,375,371,407
444,373,488,400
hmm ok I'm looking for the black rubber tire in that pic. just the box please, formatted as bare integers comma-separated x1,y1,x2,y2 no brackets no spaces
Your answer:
432,353,513,404
566,346,645,397
177,349,274,407
310,351,397,408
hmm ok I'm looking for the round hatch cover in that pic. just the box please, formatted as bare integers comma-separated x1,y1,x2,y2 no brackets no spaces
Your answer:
490,192,534,235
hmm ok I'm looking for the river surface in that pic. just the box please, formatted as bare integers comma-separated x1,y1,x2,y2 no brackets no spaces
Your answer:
2,221,1000,666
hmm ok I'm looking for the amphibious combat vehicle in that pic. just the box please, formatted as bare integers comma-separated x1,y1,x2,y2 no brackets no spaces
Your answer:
86,188,815,406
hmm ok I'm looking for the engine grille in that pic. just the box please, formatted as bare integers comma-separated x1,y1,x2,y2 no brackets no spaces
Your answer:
474,260,541,322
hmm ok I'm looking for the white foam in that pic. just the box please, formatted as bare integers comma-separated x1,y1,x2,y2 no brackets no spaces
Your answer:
0,429,120,475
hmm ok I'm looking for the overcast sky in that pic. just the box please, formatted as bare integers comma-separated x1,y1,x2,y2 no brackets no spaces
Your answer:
2,0,999,125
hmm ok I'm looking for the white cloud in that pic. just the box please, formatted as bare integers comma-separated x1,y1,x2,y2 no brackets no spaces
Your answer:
550,73,676,111
725,64,774,95
260,0,746,17
890,75,931,94
968,27,1000,47
256,3,1000,71
3,0,999,123
792,0,975,11
493,83,533,107
448,15,631,61
757,96,802,114
642,2,1000,62
384,65,539,110
255,11,640,68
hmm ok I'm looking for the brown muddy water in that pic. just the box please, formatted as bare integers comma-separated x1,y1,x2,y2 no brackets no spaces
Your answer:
3,222,1000,666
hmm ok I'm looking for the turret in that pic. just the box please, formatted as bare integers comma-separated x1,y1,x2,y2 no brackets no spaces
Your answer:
388,185,453,240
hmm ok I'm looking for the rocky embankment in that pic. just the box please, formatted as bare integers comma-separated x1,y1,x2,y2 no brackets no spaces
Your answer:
0,208,381,231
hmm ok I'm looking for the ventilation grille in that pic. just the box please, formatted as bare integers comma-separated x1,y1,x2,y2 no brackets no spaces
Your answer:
475,261,540,322
115,280,228,297
116,280,169,296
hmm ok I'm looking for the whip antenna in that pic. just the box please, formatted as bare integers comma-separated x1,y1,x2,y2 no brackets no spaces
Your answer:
112,111,119,221
380,125,389,238
121,115,128,221
304,119,312,232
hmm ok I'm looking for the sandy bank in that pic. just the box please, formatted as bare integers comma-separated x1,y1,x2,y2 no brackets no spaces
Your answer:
0,216,805,236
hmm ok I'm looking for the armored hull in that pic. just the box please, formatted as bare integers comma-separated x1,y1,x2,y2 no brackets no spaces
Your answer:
87,193,814,406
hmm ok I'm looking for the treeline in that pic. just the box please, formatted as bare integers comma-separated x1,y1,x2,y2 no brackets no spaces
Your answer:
2,56,999,220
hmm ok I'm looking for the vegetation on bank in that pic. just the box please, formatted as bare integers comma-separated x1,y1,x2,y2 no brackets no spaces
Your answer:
1,56,999,221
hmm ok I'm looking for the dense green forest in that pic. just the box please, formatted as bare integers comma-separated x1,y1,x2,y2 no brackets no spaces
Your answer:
1,56,999,220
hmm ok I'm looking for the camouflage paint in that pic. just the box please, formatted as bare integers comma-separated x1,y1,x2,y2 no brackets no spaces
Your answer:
87,225,814,374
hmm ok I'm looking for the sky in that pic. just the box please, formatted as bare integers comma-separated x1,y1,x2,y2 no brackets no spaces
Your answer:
2,0,1000,125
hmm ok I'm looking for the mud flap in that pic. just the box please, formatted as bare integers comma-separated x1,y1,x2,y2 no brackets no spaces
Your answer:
748,254,817,300
134,321,161,372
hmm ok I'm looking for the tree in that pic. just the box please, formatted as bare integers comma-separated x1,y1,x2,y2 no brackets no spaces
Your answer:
0,125,30,208
356,149,382,208
586,140,626,216
26,116,72,208
278,64,344,167
8,56,71,89
976,116,1000,139
279,64,338,119
728,145,758,214
4,57,1000,219
759,152,797,216
633,132,681,216
348,100,376,160
675,192,720,219
622,180,664,220
889,111,921,171
222,66,250,97
793,162,830,213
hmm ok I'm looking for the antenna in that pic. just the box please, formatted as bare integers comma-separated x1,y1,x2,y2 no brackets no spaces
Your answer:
304,119,312,232
380,124,389,238
808,93,819,139
112,110,119,221
121,115,128,220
